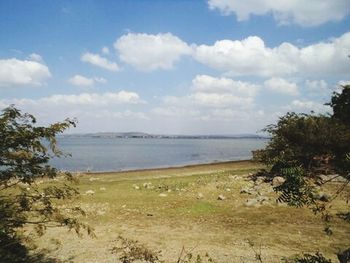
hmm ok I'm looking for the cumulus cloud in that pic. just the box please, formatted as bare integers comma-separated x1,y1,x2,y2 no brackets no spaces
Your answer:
114,33,192,71
192,74,259,96
264,78,299,96
152,75,259,123
190,75,259,108
81,52,119,71
208,0,350,26
194,32,350,77
28,53,43,62
0,58,51,88
68,74,107,87
286,99,331,113
101,46,110,55
1,90,144,107
0,90,147,132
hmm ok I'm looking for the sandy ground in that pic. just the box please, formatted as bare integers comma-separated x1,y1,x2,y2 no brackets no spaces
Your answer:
31,161,350,262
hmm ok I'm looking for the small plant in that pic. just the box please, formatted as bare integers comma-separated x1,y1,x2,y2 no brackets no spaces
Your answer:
282,252,332,263
111,235,162,263
247,240,263,263
176,246,216,263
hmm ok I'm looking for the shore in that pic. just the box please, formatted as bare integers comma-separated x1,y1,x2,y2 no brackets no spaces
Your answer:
86,159,255,175
35,160,349,262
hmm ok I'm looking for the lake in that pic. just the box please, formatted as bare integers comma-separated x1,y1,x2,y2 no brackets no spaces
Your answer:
51,137,268,172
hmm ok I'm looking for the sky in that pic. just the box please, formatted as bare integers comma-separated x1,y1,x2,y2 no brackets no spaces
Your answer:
0,0,349,135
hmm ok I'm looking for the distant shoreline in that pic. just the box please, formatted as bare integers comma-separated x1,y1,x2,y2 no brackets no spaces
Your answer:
60,132,269,140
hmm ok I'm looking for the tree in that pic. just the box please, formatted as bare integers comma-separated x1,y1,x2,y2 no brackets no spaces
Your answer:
254,85,350,177
253,85,350,226
0,106,92,262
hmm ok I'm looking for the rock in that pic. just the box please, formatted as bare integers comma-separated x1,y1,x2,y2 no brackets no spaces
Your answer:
159,193,167,197
226,188,231,192
85,190,95,195
240,187,253,195
167,189,172,192
99,187,106,191
314,192,331,202
197,193,204,199
89,177,100,181
257,196,269,203
97,210,106,215
143,182,153,189
217,194,226,200
272,176,285,187
319,174,347,183
132,184,140,190
245,198,259,207
255,176,264,184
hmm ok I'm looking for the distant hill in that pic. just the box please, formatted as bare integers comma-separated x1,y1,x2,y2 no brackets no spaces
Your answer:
61,132,269,139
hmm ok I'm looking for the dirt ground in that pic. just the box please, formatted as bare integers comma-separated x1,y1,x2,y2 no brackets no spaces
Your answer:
32,161,350,262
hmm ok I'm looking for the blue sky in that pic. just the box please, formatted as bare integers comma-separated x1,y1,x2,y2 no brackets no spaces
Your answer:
0,0,349,134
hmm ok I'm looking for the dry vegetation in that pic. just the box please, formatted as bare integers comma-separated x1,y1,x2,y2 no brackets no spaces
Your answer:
31,161,349,262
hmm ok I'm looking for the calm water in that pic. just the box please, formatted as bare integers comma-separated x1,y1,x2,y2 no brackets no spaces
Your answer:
50,137,268,172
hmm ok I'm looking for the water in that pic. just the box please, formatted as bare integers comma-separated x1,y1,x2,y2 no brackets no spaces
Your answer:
50,137,268,172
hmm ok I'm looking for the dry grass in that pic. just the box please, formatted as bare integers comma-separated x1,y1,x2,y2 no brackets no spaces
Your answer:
32,161,350,262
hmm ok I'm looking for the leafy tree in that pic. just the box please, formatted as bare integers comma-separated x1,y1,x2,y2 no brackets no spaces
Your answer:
254,85,350,177
328,85,350,126
0,106,92,262
253,85,350,236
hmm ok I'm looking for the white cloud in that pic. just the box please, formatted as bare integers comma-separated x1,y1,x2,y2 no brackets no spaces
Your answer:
0,91,148,132
264,77,299,96
337,80,350,86
68,75,107,87
159,75,258,109
287,99,330,113
305,79,329,96
194,32,350,77
68,75,94,86
101,46,110,55
28,53,43,62
0,58,51,87
114,32,192,71
81,52,119,71
208,0,350,26
1,90,144,107
192,74,259,97
152,74,259,124
190,92,254,108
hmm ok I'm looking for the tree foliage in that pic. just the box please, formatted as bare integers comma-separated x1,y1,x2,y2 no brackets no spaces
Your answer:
0,106,91,262
254,85,350,177
253,85,350,235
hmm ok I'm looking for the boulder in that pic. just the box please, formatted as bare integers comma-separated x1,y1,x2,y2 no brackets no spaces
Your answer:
159,193,167,197
245,198,259,207
143,182,153,189
240,187,253,195
319,174,347,183
197,193,204,199
85,190,95,195
272,176,285,187
217,194,226,200
313,192,331,202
